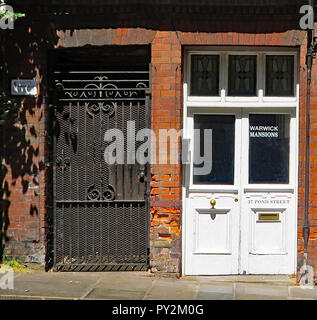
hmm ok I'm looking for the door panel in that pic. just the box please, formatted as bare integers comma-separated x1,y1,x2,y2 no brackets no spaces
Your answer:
194,208,231,254
240,195,295,274
185,194,239,275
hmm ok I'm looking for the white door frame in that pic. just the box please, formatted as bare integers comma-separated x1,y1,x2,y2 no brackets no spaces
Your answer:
182,47,299,276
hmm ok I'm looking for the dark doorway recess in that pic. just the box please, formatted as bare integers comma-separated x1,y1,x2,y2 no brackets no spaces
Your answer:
48,45,151,271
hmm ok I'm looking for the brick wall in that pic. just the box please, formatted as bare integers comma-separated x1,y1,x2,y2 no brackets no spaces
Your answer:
1,23,49,264
1,11,317,278
150,31,183,274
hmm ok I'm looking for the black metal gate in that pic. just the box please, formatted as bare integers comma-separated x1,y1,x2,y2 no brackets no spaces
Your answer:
50,47,151,271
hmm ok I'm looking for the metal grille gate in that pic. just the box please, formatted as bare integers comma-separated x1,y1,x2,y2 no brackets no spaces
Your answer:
51,50,151,271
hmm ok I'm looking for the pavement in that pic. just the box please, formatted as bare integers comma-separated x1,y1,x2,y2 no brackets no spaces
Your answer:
0,271,317,300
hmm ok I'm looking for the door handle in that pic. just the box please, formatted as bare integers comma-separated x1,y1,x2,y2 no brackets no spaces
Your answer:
210,199,216,208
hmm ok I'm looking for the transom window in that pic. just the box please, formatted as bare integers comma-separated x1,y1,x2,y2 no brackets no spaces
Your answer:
184,48,298,188
228,55,257,97
186,49,298,106
266,55,294,97
191,55,219,96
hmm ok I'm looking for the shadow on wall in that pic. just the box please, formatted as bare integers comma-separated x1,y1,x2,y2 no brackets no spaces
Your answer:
0,17,58,270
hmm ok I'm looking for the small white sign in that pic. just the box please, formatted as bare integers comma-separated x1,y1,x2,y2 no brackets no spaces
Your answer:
11,79,37,96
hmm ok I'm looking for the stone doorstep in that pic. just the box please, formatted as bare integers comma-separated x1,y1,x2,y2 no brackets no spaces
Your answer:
181,275,296,286
234,283,289,298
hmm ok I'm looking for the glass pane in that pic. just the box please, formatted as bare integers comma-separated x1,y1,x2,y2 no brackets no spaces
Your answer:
228,55,257,96
190,55,219,96
193,115,235,185
266,55,294,96
249,114,290,184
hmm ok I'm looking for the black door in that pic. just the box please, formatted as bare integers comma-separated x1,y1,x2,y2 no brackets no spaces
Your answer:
50,46,151,271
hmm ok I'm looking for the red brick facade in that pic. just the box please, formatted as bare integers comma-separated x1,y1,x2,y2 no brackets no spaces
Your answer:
1,5,317,279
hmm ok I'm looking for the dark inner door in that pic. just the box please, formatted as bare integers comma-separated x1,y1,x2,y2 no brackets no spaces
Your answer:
49,46,151,271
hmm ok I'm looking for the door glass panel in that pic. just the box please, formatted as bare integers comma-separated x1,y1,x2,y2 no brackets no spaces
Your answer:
191,55,220,96
265,55,294,96
228,55,257,96
193,115,235,185
249,114,290,184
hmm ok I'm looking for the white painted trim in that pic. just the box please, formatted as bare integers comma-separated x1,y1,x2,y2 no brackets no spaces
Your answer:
186,108,242,190
186,101,298,108
241,107,297,189
244,188,294,194
185,48,299,108
189,188,239,194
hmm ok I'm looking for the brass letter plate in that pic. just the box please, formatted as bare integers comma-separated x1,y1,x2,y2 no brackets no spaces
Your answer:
258,213,279,221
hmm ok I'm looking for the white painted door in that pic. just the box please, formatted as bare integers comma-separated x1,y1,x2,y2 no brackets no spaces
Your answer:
183,108,297,275
239,109,297,274
184,109,242,275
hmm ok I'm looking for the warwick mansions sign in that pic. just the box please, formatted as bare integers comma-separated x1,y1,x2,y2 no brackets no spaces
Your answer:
249,125,279,138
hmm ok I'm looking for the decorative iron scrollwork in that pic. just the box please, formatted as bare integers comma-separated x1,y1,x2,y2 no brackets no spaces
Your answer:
86,101,116,117
55,75,149,102
56,157,62,166
103,185,116,201
87,184,116,201
87,185,101,201
56,156,71,170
